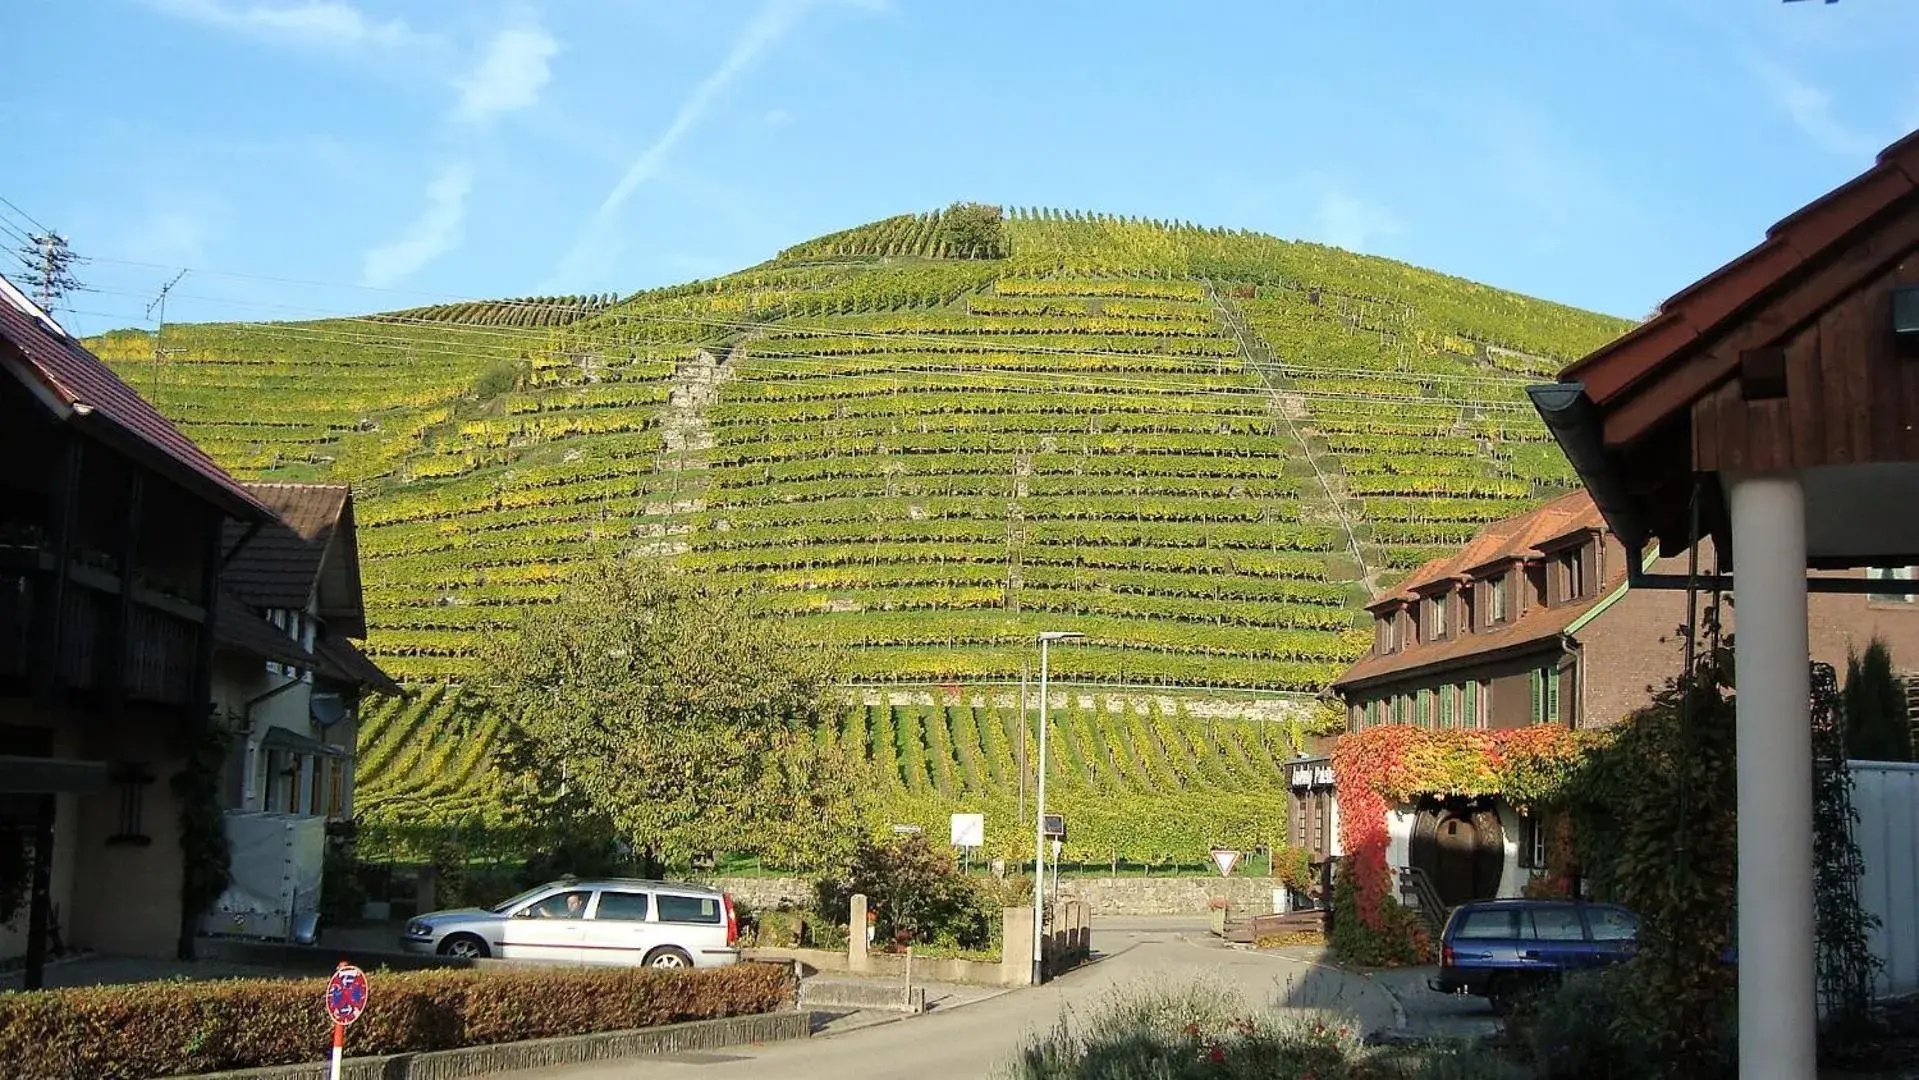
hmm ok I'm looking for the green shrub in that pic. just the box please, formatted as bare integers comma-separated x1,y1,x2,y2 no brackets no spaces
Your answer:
1506,967,1722,1080
1409,1041,1528,1080
1002,979,1365,1079
814,835,997,951
0,962,793,1080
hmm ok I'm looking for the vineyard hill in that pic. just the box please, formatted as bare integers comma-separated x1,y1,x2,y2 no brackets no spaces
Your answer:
88,206,1632,846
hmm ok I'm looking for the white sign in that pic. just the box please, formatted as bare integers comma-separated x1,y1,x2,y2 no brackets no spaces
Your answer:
950,813,985,848
1290,765,1335,789
890,823,922,835
1212,849,1241,877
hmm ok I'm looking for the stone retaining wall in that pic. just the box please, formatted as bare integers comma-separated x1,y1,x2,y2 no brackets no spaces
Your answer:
1050,876,1288,916
709,876,1289,917
182,1010,811,1080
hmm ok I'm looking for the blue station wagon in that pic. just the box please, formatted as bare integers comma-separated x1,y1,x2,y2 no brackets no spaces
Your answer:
1429,899,1639,1012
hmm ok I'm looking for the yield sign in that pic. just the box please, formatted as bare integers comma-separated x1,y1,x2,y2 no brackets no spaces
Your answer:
1211,849,1241,877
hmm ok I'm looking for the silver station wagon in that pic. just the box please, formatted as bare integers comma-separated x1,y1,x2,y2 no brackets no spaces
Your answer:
401,878,740,969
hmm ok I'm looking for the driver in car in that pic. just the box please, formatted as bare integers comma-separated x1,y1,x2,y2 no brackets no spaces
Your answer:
537,893,586,918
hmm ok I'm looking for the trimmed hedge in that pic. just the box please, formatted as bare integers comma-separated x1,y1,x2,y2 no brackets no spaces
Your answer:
0,962,793,1080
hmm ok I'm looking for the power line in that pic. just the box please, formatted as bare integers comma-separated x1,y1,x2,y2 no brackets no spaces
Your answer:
0,194,54,235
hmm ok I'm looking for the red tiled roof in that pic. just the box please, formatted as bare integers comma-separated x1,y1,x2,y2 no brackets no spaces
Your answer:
1561,129,1919,429
215,592,317,670
313,636,401,696
222,484,366,636
0,275,268,522
1366,489,1605,608
216,592,398,695
1336,489,1617,691
223,485,346,610
1333,590,1608,691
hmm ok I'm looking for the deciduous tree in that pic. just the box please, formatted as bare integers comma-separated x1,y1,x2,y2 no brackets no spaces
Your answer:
469,558,861,873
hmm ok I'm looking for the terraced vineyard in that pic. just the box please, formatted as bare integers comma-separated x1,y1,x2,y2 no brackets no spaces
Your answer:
354,687,1300,863
91,206,1633,838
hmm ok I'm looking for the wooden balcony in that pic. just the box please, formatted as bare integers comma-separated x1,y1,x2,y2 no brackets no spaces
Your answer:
0,549,206,706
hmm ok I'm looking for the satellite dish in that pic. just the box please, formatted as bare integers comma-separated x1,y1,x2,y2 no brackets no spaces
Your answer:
310,693,347,728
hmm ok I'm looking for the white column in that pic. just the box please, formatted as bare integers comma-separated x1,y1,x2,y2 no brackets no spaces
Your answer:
1729,475,1816,1080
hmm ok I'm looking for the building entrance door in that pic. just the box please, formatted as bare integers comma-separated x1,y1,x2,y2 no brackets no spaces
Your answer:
1434,812,1476,906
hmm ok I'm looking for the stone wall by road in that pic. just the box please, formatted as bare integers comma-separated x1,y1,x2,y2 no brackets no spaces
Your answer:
1051,876,1287,916
702,875,1287,917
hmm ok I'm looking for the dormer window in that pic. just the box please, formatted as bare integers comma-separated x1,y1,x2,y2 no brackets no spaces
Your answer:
1428,594,1448,640
1490,573,1508,623
1559,547,1587,602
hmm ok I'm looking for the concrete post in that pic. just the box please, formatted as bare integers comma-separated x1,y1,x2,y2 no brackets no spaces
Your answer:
1002,906,1035,986
849,893,869,974
1729,475,1816,1080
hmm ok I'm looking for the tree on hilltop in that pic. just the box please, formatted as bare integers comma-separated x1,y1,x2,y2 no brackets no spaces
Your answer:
939,201,1004,258
469,558,864,873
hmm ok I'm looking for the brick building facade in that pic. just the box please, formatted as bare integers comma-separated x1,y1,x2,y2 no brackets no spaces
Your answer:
1290,488,1919,909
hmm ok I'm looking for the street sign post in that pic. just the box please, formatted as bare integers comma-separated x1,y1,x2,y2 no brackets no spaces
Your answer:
325,962,368,1080
1211,849,1241,877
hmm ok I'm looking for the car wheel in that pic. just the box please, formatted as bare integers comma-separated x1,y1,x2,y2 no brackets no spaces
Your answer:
645,946,693,970
439,934,490,960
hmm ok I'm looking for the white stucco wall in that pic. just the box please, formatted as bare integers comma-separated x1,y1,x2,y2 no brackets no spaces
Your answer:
1380,799,1537,901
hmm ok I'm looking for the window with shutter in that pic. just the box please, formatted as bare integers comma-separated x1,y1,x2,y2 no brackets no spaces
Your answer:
1417,689,1431,727
1546,666,1561,723
1440,685,1455,728
1465,679,1482,729
1530,668,1544,723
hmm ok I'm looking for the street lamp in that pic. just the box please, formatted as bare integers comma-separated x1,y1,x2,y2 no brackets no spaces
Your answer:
1032,629,1083,986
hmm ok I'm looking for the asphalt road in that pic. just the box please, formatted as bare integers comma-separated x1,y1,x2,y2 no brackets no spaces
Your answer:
494,917,1492,1080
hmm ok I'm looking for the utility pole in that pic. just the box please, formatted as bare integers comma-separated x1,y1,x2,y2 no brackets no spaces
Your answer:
1018,664,1029,828
18,231,82,312
146,271,188,398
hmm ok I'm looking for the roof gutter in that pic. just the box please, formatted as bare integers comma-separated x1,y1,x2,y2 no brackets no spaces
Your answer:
1527,381,1649,552
1331,634,1568,695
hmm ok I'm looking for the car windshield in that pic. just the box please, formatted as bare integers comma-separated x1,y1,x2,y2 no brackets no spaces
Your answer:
487,884,560,914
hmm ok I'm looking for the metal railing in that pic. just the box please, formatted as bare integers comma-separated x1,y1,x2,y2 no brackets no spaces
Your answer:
1397,865,1450,940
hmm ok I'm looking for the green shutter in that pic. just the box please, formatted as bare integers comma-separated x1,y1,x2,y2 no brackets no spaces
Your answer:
1547,666,1561,723
1440,685,1454,728
1530,668,1543,723
1465,680,1479,728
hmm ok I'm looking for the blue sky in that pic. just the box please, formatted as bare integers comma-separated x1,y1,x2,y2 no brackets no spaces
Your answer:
5,0,1917,334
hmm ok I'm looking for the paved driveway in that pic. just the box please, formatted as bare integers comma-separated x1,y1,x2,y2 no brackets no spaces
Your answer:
491,918,1403,1080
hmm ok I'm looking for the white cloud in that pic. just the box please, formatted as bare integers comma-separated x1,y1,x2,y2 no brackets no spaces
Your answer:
1313,191,1403,255
550,0,819,286
143,0,418,50
362,164,473,287
1750,57,1879,160
455,23,561,123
